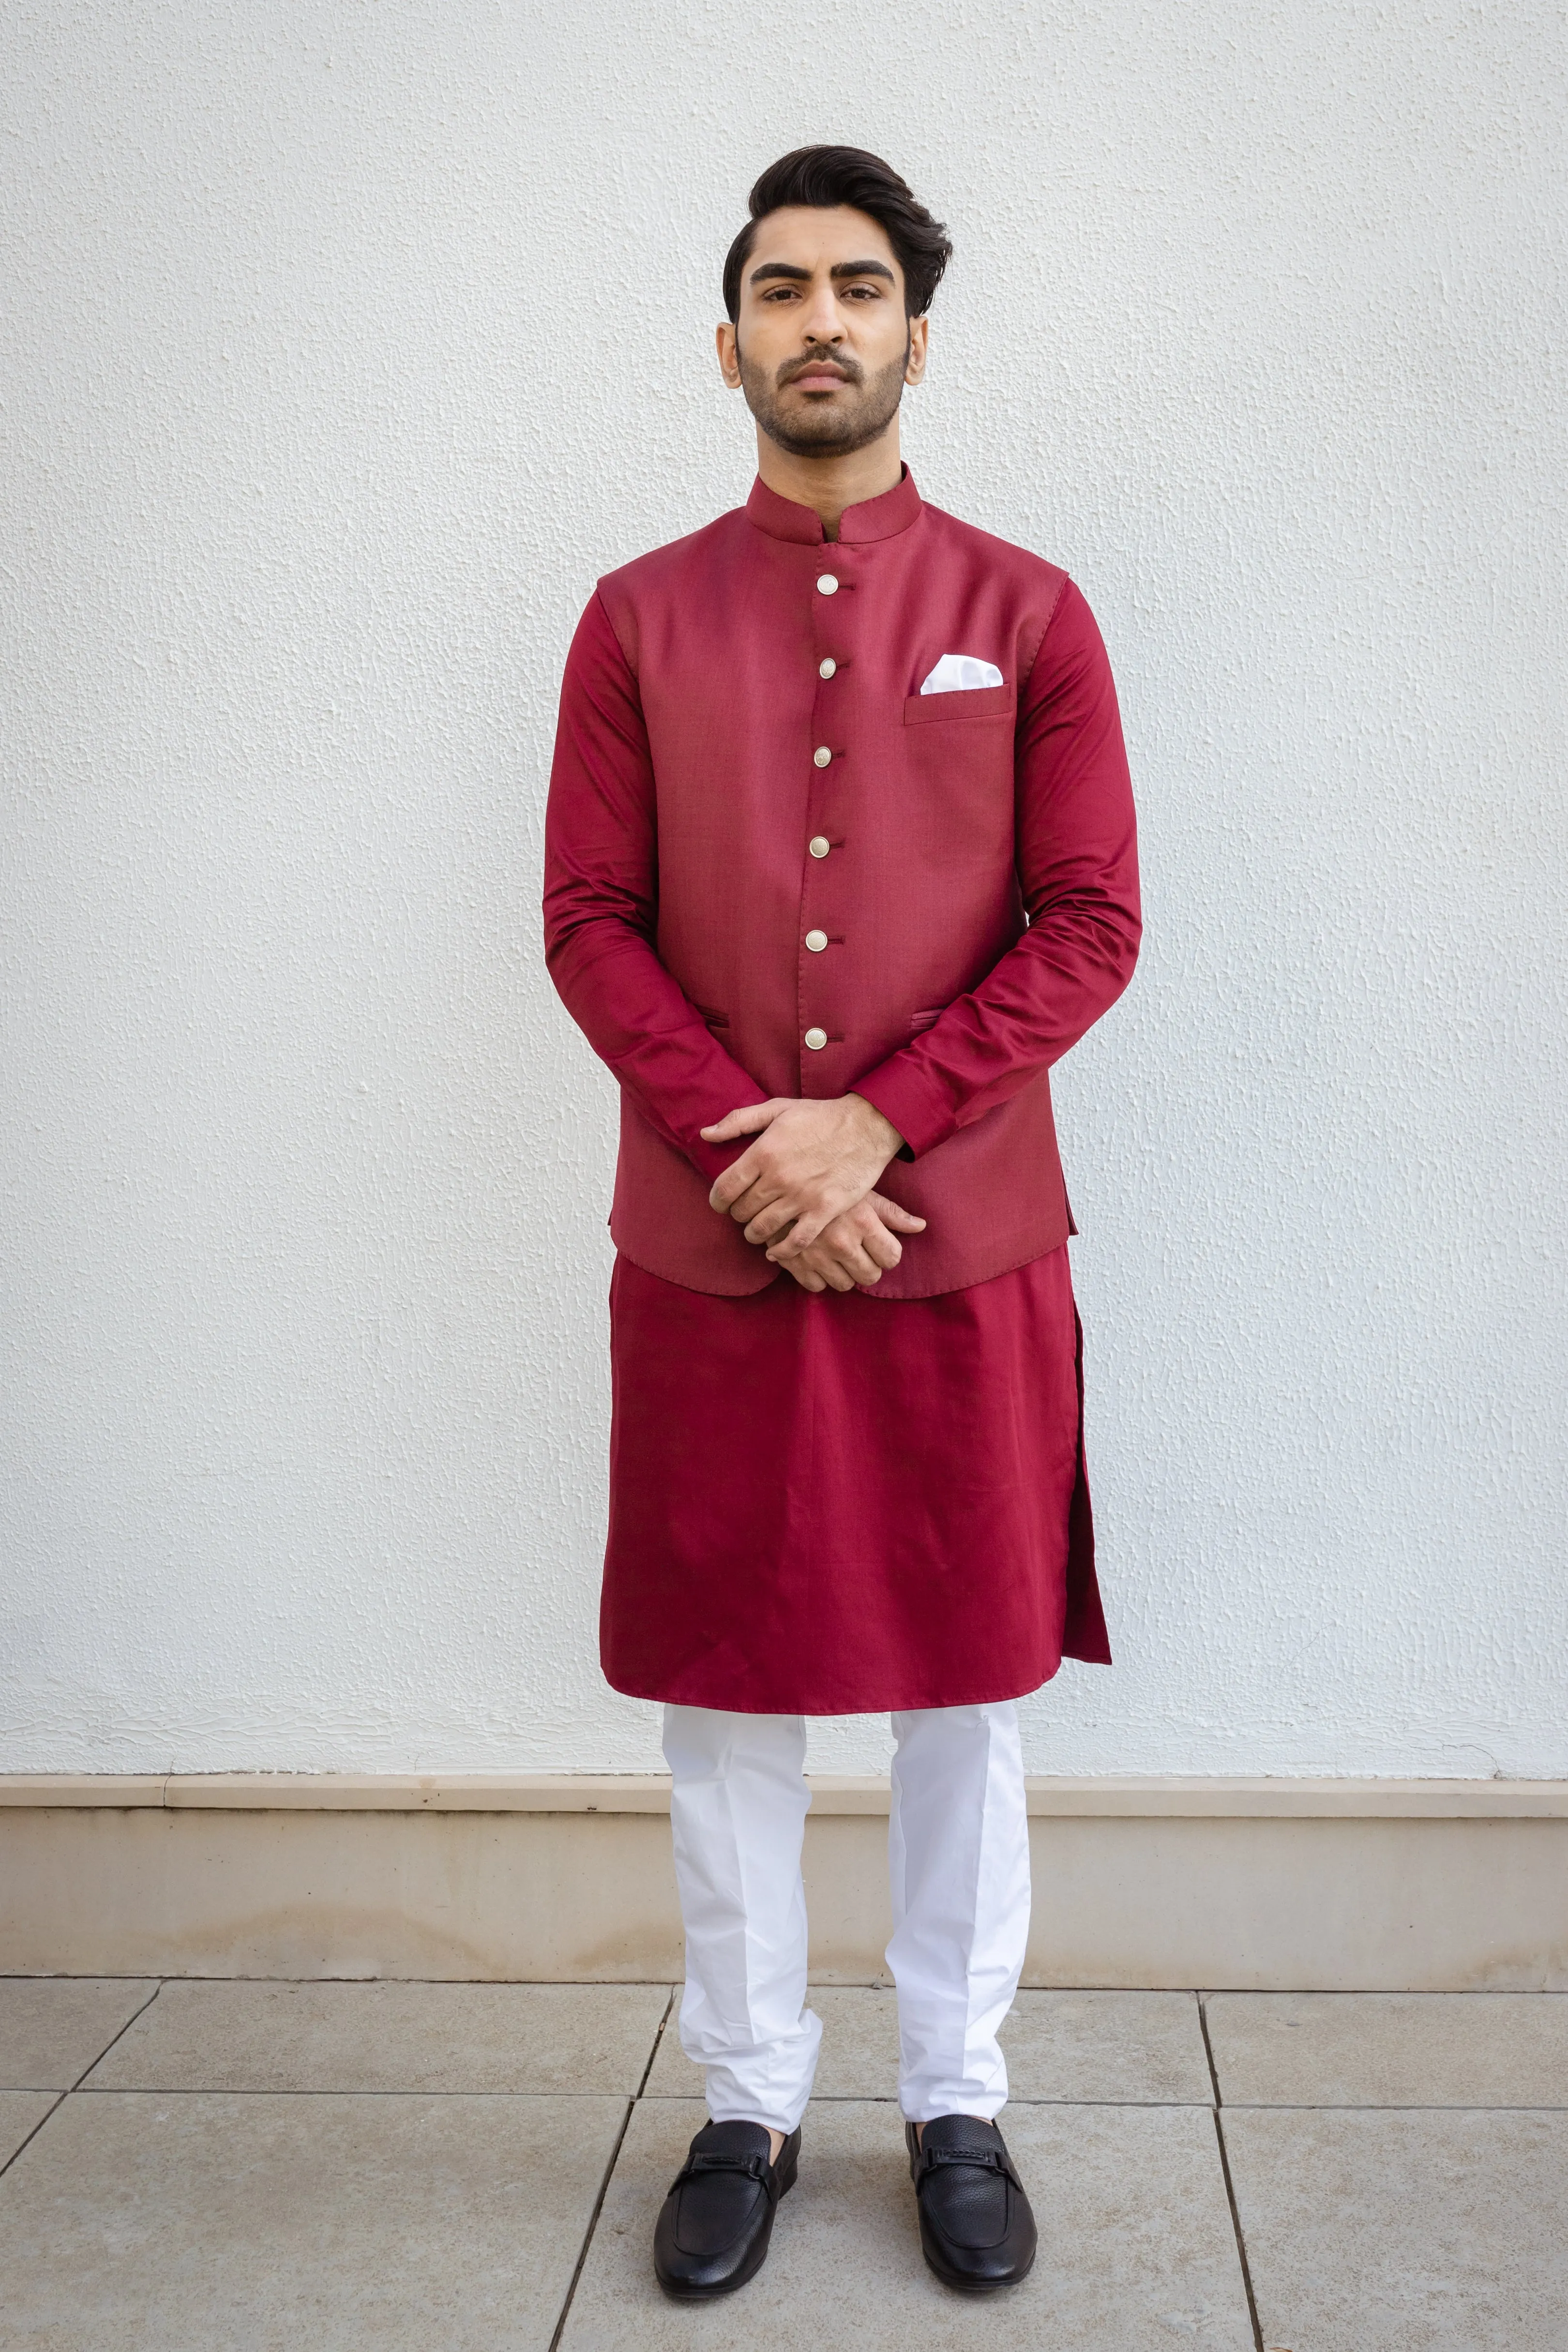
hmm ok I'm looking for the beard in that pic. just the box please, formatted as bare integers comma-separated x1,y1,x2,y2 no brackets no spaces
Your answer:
738,334,910,459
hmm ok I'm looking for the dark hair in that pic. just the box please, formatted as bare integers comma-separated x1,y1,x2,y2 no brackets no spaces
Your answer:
723,146,951,324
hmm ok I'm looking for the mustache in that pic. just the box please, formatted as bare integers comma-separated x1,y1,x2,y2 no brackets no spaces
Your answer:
776,351,865,389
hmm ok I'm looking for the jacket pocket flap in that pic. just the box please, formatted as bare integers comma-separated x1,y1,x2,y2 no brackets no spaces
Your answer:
904,681,1016,725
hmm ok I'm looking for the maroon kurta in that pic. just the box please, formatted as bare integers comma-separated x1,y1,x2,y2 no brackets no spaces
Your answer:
543,469,1139,1712
603,1244,1107,1714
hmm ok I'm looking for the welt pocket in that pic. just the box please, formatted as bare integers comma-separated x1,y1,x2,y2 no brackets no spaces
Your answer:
903,682,1016,725
693,1001,729,1030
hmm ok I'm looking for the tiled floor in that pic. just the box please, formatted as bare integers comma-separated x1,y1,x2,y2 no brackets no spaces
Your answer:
0,1981,1563,2350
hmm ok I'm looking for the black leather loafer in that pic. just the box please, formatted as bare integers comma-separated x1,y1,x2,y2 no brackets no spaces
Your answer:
906,2113,1037,2292
653,2119,801,2299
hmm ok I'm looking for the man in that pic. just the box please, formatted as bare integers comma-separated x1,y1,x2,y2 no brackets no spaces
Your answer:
544,146,1140,2298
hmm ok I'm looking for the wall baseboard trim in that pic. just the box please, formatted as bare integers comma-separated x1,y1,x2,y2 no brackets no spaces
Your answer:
4,1775,1565,1990
2,1771,1565,1816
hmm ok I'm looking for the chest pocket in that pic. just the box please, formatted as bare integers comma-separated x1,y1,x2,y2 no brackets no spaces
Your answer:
903,682,1016,726
901,681,1017,861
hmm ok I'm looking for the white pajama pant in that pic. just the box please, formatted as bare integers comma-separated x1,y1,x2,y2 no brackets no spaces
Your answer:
662,1701,1031,2136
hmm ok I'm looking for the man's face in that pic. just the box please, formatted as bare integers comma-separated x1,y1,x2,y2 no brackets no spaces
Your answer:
716,205,928,460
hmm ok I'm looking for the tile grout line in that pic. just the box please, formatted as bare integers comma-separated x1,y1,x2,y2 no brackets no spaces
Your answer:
1198,1993,1266,2352
0,1977,166,2184
0,2090,66,2184
66,1977,167,2091
633,1986,678,2098
544,1988,675,2352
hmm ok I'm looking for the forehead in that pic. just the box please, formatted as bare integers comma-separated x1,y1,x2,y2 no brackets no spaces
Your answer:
744,204,903,286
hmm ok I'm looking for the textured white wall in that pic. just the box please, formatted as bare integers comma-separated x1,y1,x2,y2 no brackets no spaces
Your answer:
3,1,1564,1778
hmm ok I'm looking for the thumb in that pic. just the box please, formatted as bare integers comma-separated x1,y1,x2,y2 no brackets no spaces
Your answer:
700,1099,787,1142
867,1190,927,1232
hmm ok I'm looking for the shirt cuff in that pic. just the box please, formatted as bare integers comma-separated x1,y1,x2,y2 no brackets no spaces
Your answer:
850,1060,956,1161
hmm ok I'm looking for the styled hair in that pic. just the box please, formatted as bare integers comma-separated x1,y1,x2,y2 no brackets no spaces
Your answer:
723,146,952,323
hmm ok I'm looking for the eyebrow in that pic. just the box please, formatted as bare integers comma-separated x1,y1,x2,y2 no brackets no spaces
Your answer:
748,258,896,287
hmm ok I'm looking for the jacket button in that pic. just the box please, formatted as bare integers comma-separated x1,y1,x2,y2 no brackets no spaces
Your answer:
805,930,828,952
815,574,839,596
808,835,831,858
804,1026,829,1050
813,745,832,768
818,657,837,679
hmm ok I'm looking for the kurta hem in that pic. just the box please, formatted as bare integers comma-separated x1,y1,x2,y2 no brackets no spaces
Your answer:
599,1659,1072,1717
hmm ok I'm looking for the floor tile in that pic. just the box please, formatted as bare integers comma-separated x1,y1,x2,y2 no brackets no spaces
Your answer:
86,1978,671,2094
1206,1991,1568,2107
644,1985,1211,2105
1224,2106,1568,2352
1003,1990,1212,2102
0,2090,58,2166
0,2089,627,2351
0,1976,157,2087
561,2096,1254,2349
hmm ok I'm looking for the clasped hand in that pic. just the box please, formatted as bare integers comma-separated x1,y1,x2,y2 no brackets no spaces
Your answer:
702,1094,925,1293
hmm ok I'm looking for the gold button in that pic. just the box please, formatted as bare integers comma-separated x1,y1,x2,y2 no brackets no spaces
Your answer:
804,1026,828,1050
815,574,839,596
805,929,828,952
809,835,831,858
813,745,832,768
819,657,837,679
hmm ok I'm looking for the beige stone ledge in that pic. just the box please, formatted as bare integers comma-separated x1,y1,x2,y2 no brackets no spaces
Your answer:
4,1800,1566,1988
0,1771,1564,1817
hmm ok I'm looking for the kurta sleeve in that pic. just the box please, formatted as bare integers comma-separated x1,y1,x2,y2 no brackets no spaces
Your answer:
543,591,770,1184
851,578,1141,1158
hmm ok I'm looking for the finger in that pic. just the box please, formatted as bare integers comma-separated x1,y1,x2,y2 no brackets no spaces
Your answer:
699,1100,786,1143
708,1149,761,1213
784,1260,827,1293
799,1217,881,1287
765,1209,830,1262
713,1161,789,1219
841,1202,901,1259
727,1180,790,1227
833,1237,883,1285
742,1201,800,1246
865,1190,927,1232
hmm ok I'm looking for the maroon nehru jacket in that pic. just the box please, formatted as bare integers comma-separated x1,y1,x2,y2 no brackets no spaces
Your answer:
544,468,1141,1299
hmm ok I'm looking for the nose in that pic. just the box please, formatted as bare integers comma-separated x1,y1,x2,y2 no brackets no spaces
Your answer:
799,280,844,346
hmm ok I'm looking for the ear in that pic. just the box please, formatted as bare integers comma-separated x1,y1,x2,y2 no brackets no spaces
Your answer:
905,315,929,386
716,320,742,389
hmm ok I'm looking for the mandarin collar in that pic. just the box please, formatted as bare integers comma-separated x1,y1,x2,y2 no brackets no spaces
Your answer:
744,465,923,547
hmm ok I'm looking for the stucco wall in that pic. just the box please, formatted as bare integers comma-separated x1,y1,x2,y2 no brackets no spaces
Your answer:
3,1,1563,1777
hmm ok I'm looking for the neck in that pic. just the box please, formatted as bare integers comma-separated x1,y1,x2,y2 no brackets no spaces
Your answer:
753,422,903,541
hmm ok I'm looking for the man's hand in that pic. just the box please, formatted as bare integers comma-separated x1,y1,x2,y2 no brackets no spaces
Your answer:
775,1191,928,1293
702,1093,913,1263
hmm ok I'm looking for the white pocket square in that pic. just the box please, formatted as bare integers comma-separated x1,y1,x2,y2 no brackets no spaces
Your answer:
920,653,1005,694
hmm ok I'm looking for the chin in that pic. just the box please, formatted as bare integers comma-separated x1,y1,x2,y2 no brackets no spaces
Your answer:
768,427,867,460
770,407,871,454
785,394,851,424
